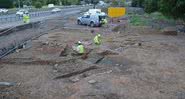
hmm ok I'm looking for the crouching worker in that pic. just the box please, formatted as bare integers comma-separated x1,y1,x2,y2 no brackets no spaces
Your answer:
72,41,85,56
94,34,101,45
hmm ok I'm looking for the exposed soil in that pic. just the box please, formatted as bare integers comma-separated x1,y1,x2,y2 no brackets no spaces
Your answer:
0,11,185,99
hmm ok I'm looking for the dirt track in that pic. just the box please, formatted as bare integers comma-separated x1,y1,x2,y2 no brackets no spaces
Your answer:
0,13,185,99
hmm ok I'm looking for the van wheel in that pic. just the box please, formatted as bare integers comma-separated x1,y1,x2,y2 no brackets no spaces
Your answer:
77,20,81,25
90,22,95,27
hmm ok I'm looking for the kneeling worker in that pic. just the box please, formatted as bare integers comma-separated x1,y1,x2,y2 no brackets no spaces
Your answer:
94,34,101,45
72,41,85,55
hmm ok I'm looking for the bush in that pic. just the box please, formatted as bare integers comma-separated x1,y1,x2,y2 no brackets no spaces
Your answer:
130,15,146,26
111,0,125,7
120,0,126,7
150,12,167,20
111,0,118,6
34,2,42,8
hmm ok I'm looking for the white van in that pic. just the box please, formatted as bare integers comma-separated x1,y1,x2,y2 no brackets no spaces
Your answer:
48,4,54,8
88,9,101,14
84,9,106,16
77,13,106,27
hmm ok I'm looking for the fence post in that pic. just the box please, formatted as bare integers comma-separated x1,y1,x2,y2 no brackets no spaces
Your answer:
5,17,8,23
0,18,2,24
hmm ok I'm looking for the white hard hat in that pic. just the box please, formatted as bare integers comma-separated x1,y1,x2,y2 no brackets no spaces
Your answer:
78,41,82,44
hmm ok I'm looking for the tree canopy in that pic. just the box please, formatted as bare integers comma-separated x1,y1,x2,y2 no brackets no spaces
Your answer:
0,0,14,8
0,0,82,8
0,0,101,8
131,0,185,19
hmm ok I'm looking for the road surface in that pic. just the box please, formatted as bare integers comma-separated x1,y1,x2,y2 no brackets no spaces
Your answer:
0,6,90,30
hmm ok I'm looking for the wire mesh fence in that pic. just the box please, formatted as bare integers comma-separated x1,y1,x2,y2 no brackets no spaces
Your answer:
0,11,52,24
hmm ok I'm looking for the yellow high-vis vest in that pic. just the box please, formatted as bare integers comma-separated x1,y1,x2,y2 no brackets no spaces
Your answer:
77,45,85,54
94,35,101,45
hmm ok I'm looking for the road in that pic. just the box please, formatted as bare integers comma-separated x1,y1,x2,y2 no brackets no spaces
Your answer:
0,6,90,30
0,10,51,19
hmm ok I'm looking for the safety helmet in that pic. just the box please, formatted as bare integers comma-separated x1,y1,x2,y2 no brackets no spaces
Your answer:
78,41,82,44
98,34,101,37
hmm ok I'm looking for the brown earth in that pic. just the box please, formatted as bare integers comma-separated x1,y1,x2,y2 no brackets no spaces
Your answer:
0,14,185,99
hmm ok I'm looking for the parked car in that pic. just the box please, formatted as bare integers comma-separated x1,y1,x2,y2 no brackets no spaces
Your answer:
16,9,28,16
51,8,61,13
0,8,8,13
77,13,106,27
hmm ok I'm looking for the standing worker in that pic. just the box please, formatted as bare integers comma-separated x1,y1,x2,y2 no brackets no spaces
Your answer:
102,18,108,27
94,34,102,45
23,14,26,23
72,41,85,55
103,18,108,24
25,13,30,23
23,13,30,23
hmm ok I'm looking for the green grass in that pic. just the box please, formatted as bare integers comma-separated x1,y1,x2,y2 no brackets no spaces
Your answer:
128,12,176,26
150,12,176,24
130,15,147,26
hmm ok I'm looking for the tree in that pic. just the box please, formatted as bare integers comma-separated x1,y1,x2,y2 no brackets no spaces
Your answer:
104,0,111,3
112,0,118,6
31,0,46,7
120,0,126,7
84,0,90,4
131,0,144,7
144,0,159,13
47,0,59,5
22,0,32,6
131,0,185,19
90,0,99,8
67,0,79,5
34,1,42,8
59,0,80,5
0,0,14,8
159,0,185,19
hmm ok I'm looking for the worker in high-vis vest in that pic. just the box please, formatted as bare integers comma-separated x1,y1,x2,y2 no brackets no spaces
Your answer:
100,18,108,27
26,14,30,23
76,41,85,54
23,14,30,23
23,14,26,23
103,18,108,24
94,34,101,45
72,41,85,56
